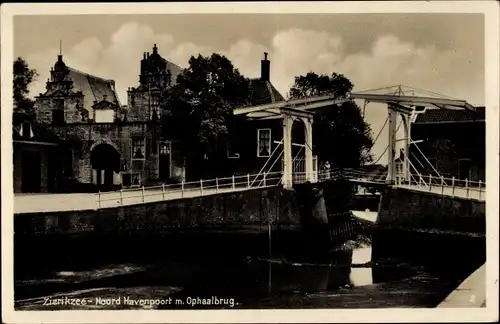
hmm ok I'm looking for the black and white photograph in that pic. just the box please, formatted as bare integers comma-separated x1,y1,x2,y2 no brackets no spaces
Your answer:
1,2,499,323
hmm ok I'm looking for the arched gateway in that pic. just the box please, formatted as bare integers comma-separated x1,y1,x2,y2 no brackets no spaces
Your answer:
90,143,121,190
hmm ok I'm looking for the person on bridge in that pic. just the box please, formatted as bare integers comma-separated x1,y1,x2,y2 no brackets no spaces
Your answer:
324,161,331,180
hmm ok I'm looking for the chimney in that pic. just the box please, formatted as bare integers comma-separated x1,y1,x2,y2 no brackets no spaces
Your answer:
153,44,158,54
146,52,150,59
260,52,270,81
107,80,115,92
143,52,146,59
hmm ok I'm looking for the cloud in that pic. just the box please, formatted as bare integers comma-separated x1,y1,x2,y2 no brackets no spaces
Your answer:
24,22,483,164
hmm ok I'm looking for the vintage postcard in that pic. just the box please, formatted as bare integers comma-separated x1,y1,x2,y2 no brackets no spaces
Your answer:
1,1,499,323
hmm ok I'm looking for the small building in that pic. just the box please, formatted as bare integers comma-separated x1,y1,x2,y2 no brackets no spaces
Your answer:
12,111,67,193
409,106,485,181
222,53,318,182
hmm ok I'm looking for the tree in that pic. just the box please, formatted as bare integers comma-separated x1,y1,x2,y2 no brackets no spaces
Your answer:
13,57,39,113
289,72,373,167
160,53,252,178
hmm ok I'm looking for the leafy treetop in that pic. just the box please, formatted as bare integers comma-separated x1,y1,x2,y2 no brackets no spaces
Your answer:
13,57,39,113
289,72,373,167
160,53,252,163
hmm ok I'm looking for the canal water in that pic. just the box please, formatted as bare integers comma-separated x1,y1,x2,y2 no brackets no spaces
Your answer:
14,213,485,310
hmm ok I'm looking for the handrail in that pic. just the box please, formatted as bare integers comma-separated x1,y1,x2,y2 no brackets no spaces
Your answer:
95,171,285,209
95,168,486,209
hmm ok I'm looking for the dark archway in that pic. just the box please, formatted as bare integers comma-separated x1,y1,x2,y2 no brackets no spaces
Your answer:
90,143,120,191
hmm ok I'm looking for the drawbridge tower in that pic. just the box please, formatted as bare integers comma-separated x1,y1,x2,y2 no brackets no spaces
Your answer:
234,85,476,188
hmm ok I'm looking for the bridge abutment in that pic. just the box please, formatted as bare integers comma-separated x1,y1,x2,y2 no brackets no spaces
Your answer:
373,186,486,269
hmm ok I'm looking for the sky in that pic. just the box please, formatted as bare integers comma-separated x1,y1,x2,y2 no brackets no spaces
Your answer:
14,14,485,164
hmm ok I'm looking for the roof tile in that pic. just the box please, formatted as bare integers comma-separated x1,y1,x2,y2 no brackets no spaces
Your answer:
249,78,285,105
414,107,485,124
68,67,120,112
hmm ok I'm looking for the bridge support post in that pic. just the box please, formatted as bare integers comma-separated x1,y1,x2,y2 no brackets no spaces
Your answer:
386,104,397,184
401,114,411,183
282,115,293,189
303,117,314,183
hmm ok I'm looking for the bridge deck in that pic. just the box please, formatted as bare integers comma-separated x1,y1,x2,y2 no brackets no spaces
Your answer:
395,183,485,201
14,177,484,214
14,185,277,214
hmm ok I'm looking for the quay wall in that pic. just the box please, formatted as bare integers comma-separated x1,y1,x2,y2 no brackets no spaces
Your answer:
373,187,486,271
15,187,299,235
14,180,361,272
15,180,358,237
377,187,485,234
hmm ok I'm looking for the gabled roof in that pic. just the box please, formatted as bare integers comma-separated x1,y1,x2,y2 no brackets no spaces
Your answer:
248,78,285,106
67,67,120,112
164,61,183,86
413,107,485,124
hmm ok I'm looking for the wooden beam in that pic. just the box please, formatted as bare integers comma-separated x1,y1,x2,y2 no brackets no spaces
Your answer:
234,91,477,116
350,93,476,112
233,94,337,116
280,106,315,118
299,97,351,111
247,107,315,120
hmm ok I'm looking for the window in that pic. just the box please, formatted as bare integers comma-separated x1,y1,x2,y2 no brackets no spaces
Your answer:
131,173,141,186
22,122,33,138
122,172,141,187
150,95,161,119
257,128,272,157
159,141,170,155
131,138,145,159
52,99,65,125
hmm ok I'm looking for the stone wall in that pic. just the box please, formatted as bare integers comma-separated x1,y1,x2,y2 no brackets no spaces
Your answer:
127,89,153,121
14,187,302,236
44,123,184,186
35,93,86,124
377,187,485,234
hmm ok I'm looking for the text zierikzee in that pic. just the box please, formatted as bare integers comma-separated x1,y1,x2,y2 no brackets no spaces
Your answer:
43,296,236,308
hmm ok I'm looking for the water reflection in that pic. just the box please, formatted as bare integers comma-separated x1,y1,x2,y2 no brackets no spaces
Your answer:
15,228,483,310
259,244,377,296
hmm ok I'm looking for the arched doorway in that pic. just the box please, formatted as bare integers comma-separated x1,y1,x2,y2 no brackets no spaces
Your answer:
90,143,121,190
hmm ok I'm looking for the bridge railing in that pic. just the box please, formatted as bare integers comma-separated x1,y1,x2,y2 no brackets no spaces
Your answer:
95,171,284,209
399,174,486,200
